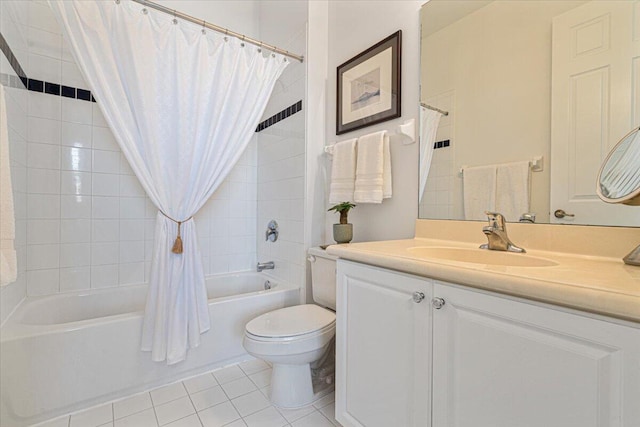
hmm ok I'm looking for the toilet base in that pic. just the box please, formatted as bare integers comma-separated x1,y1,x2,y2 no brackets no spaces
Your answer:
270,363,314,408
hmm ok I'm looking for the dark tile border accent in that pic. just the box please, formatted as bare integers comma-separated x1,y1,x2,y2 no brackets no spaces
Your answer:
433,139,450,150
1,31,96,102
256,100,302,133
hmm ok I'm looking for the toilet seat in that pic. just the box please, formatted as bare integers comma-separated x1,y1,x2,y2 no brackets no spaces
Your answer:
245,304,335,339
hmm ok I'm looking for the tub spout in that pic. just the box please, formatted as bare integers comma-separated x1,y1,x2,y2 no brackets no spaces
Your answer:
257,261,275,272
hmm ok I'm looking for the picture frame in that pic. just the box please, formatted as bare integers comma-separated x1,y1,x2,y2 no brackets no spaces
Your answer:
336,30,402,135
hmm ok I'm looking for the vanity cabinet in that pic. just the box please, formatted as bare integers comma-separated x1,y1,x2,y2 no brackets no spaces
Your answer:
335,260,432,427
432,282,640,427
336,260,640,427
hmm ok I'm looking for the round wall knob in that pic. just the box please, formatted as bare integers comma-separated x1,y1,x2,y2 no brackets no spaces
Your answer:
432,297,445,309
412,292,425,303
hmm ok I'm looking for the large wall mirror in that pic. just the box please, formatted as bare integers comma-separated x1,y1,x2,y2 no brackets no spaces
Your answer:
419,0,640,227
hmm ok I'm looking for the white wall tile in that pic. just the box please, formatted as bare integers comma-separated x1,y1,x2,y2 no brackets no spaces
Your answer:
61,146,92,172
61,171,91,195
61,122,92,148
62,98,92,124
91,265,119,289
27,117,61,145
60,219,91,243
61,195,91,219
27,269,59,295
92,150,120,174
60,243,91,268
26,219,59,244
27,142,60,169
27,168,60,194
59,267,90,292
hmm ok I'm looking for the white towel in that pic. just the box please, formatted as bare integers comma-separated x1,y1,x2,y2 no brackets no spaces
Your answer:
354,130,392,203
463,164,497,221
328,138,357,204
0,84,17,286
496,161,530,222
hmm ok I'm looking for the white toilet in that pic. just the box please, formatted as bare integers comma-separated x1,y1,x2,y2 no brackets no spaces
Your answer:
243,247,337,408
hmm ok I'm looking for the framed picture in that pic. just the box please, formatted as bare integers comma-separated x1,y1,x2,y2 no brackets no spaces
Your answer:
336,30,402,135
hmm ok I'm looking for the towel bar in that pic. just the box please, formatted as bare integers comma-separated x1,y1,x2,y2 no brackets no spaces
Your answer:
458,156,543,176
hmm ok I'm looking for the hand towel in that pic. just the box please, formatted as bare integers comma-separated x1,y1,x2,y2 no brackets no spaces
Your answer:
496,160,530,222
354,130,392,203
328,138,357,204
0,84,17,286
463,164,497,220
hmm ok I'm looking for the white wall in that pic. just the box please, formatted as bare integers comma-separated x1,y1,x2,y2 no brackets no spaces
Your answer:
323,1,423,243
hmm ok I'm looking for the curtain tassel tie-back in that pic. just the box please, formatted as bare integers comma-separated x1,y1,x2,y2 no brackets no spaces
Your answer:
160,212,193,254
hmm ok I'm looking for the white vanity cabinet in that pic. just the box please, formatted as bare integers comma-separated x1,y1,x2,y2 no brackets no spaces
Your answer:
431,282,640,427
335,260,432,427
335,260,640,427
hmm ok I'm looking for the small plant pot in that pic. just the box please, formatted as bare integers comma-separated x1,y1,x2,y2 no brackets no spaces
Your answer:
333,223,353,244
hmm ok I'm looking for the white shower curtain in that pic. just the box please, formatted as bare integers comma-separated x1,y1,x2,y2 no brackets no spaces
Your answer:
419,106,442,202
49,0,288,364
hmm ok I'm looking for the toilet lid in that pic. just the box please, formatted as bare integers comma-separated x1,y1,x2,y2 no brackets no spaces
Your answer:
246,304,336,338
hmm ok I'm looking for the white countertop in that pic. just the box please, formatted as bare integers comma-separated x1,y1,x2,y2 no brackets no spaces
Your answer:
327,237,640,323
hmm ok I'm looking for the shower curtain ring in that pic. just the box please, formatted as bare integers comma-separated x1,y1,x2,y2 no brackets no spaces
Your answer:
241,35,245,47
172,10,178,25
201,20,206,34
258,41,263,53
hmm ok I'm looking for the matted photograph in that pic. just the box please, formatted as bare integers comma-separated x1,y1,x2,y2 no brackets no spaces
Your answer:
337,30,401,135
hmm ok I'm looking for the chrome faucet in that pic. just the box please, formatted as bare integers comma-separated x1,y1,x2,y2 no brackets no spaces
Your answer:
256,261,275,272
480,211,526,253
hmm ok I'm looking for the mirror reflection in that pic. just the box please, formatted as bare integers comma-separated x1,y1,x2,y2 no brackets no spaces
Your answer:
598,127,640,204
419,0,640,226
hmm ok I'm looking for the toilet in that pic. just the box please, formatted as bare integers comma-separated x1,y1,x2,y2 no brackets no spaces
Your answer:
243,247,337,408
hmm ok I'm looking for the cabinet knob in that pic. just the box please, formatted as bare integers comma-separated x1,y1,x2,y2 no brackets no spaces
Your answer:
412,292,425,303
432,297,445,309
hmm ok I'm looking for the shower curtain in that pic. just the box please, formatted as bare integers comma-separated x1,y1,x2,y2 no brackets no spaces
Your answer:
49,0,288,364
419,106,442,202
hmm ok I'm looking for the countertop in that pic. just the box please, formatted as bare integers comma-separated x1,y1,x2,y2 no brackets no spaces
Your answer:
326,237,640,323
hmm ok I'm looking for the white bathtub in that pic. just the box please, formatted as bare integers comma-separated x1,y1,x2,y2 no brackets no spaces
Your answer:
0,272,299,427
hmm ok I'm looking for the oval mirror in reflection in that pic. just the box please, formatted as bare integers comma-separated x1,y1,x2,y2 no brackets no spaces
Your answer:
597,127,640,206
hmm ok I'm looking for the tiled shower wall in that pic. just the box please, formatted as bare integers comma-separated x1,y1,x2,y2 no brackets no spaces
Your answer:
1,1,259,297
256,26,307,288
1,1,28,324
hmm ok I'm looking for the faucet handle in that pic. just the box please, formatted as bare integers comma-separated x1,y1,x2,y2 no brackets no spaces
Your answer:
484,211,506,229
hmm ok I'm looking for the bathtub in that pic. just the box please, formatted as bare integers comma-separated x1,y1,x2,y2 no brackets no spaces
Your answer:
0,272,299,427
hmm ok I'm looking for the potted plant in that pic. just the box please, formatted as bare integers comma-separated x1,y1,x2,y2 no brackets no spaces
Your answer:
328,202,356,244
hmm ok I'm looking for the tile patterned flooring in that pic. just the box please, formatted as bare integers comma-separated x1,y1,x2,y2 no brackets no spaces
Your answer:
35,359,341,427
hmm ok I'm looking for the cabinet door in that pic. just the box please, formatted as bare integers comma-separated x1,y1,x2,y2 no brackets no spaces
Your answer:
336,260,432,427
432,282,640,427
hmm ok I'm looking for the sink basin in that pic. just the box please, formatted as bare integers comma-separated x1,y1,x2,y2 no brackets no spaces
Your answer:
407,247,559,267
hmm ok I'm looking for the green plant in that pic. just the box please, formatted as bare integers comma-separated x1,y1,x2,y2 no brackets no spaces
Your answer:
328,202,356,224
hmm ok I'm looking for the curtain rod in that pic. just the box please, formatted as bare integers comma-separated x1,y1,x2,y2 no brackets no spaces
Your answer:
420,102,449,116
130,0,304,63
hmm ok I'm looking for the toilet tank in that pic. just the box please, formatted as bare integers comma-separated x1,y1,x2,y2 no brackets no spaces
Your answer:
308,246,337,310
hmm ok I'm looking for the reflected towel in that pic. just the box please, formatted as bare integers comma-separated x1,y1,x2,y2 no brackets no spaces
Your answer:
0,85,17,286
354,130,392,203
463,164,497,220
496,161,530,222
328,138,357,204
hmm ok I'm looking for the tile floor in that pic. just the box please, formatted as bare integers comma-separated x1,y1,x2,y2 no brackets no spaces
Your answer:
35,358,341,427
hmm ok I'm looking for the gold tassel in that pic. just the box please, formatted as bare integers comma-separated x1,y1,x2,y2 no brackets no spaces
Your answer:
172,222,183,254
